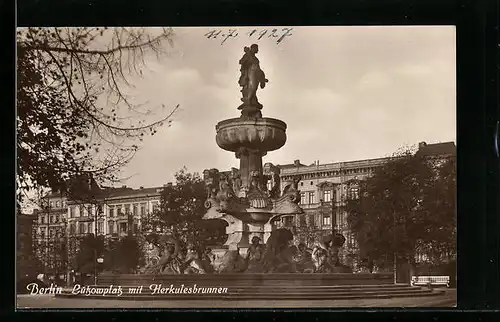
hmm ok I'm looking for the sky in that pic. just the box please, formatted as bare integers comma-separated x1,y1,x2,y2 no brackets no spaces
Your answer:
115,26,456,189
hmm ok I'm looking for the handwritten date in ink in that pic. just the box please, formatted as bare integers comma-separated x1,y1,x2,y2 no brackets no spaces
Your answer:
204,28,293,45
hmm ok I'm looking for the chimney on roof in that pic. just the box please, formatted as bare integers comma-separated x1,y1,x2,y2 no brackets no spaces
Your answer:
418,141,427,149
140,186,144,189
294,159,300,166
121,185,126,188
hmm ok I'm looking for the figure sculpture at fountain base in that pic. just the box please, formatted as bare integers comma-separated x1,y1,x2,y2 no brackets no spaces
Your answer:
260,229,297,273
245,236,266,273
218,249,248,273
293,243,316,273
312,234,353,273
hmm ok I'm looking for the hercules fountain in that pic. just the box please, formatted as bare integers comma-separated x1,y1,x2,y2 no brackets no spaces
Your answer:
202,43,304,261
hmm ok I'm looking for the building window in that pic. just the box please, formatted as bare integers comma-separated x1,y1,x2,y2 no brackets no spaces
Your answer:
133,204,138,216
299,215,306,227
300,182,303,186
347,233,356,248
300,192,306,204
79,205,85,217
69,207,74,218
120,223,127,233
323,215,331,226
117,205,123,216
87,222,93,234
133,223,138,234
308,214,314,226
339,212,345,228
152,202,159,213
140,203,146,216
125,204,131,215
348,186,360,200
98,221,104,234
109,207,114,218
79,223,85,235
55,201,60,208
70,223,76,235
108,221,114,234
310,181,313,185
49,201,54,208
40,227,46,239
308,192,315,204
323,190,332,202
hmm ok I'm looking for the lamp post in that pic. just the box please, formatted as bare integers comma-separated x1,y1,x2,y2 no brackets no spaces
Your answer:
92,201,103,285
331,189,336,237
43,199,51,277
93,251,103,285
393,211,397,284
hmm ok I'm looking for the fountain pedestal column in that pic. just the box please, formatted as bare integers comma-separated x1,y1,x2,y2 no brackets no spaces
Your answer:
235,148,266,193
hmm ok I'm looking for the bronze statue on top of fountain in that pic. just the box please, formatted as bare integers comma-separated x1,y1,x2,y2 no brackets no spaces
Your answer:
238,44,268,119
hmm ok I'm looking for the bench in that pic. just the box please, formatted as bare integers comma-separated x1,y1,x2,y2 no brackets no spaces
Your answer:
411,275,450,288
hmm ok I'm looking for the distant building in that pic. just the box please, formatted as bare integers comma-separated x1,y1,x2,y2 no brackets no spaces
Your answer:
65,185,163,239
18,213,36,256
272,141,456,266
17,213,42,281
33,190,68,275
273,156,388,264
32,176,167,273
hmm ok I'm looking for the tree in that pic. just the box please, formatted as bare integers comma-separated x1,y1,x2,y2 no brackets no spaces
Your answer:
31,211,69,275
414,156,456,266
105,235,145,273
73,234,105,275
294,215,326,248
158,168,227,248
346,147,456,274
17,27,179,204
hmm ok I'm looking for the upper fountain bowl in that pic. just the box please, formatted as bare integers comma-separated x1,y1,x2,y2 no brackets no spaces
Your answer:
216,117,287,153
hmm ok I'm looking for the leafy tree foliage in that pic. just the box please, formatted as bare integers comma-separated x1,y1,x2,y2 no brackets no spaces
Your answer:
158,168,227,248
104,235,145,273
346,149,456,270
17,27,179,203
73,234,105,274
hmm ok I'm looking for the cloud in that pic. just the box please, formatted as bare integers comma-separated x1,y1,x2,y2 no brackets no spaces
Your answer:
394,64,434,77
357,70,392,90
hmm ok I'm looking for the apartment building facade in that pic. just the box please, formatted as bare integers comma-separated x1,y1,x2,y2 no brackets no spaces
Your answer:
32,182,166,274
272,141,456,266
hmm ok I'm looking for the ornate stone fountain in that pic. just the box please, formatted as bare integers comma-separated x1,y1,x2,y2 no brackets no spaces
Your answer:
203,44,304,253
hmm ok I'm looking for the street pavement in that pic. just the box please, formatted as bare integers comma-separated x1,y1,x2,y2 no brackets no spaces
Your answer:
17,289,456,309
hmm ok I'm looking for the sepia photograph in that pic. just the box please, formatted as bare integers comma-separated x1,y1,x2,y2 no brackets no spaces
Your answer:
16,26,456,309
